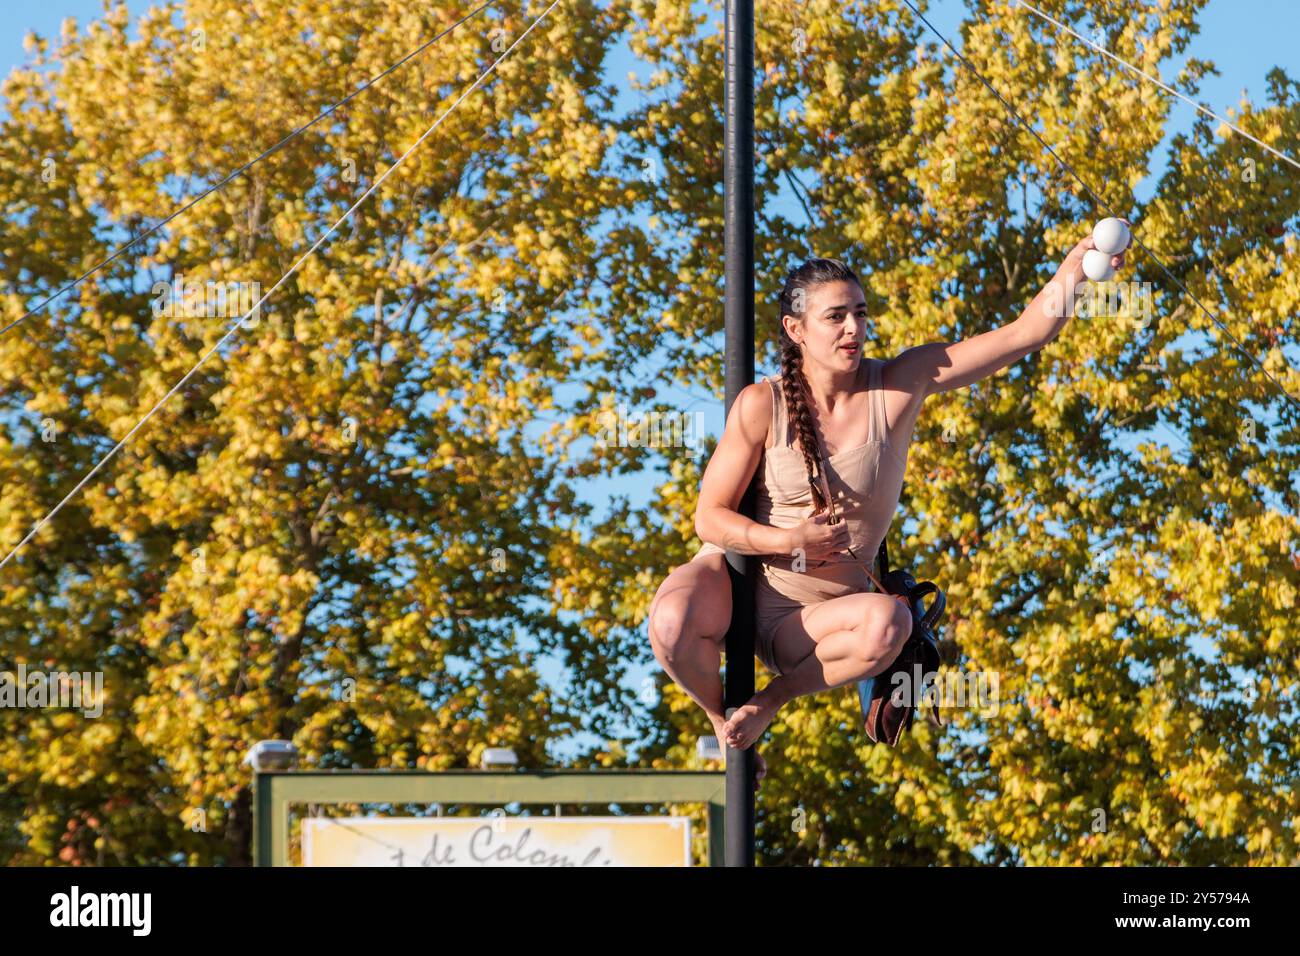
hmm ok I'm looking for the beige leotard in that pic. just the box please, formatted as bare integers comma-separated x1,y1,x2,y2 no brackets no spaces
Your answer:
689,356,910,675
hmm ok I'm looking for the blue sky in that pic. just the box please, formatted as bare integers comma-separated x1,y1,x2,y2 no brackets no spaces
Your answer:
3,1,1297,766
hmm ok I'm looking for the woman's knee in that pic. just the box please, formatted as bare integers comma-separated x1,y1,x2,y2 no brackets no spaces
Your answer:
648,598,688,660
857,596,912,664
650,598,702,665
648,595,722,665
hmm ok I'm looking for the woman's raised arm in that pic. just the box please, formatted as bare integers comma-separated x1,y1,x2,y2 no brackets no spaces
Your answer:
885,233,1127,398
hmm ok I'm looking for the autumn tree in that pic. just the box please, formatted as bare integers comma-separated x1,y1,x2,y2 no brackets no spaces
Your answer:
0,0,631,865
607,0,1299,865
2,0,1296,868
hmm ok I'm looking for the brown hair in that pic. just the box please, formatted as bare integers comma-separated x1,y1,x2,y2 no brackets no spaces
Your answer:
777,257,865,514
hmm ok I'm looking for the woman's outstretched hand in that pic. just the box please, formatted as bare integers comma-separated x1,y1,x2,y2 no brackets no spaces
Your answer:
785,510,851,562
1058,218,1131,287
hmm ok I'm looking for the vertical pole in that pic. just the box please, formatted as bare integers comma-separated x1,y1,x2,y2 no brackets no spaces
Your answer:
708,792,727,866
723,0,756,867
252,772,273,866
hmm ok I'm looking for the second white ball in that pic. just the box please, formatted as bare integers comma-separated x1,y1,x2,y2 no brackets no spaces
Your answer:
1082,249,1116,282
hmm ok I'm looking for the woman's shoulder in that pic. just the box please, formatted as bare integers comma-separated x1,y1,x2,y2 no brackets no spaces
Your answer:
725,379,776,438
738,375,783,401
721,378,785,453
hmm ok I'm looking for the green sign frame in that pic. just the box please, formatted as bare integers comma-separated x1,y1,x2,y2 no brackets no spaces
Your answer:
253,768,727,867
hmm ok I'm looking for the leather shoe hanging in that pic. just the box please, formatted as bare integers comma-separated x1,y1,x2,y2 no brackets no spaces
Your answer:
857,559,946,746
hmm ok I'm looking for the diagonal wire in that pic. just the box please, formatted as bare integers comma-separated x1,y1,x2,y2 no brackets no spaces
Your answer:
1016,0,1300,174
0,0,496,340
897,0,1300,416
0,0,563,572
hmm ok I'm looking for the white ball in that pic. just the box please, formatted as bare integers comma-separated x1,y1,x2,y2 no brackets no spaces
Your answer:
1082,249,1116,282
1092,217,1131,256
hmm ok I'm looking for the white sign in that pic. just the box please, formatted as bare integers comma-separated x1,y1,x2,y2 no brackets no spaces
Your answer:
301,816,692,867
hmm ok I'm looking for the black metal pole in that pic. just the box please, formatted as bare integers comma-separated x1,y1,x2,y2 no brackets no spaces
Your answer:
723,0,756,868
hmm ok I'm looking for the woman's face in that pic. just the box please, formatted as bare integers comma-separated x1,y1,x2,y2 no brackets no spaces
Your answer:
783,280,868,371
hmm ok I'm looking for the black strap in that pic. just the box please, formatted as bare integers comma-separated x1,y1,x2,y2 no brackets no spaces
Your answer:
876,483,898,585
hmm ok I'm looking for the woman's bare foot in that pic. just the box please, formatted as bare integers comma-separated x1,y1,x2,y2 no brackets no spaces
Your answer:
722,694,780,751
709,714,766,789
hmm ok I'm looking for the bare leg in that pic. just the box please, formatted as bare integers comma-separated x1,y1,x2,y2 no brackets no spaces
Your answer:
648,553,766,786
722,591,911,750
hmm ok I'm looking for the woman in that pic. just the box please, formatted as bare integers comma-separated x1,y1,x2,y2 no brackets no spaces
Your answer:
647,232,1127,787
